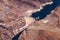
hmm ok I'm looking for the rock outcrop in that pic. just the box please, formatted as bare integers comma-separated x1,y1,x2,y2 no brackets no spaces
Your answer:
0,0,60,40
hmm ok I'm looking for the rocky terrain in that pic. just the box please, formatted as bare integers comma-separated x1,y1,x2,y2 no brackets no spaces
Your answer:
0,0,60,40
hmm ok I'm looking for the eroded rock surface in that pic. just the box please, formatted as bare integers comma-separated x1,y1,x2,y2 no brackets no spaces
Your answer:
0,0,60,40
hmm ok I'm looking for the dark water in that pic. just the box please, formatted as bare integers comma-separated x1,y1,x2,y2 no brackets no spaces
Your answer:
12,29,27,40
12,30,23,40
12,0,60,40
31,0,60,21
